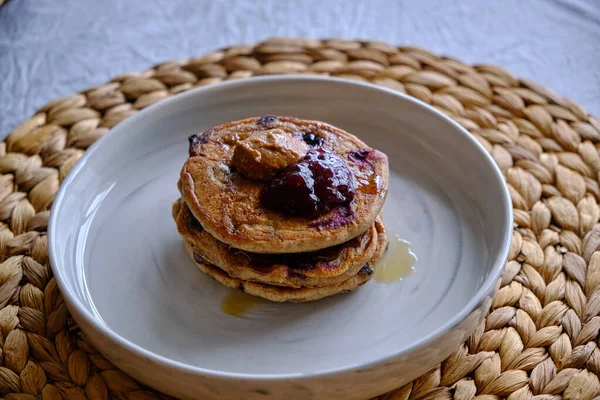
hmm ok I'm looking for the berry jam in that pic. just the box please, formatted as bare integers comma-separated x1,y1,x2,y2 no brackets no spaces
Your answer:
260,148,356,218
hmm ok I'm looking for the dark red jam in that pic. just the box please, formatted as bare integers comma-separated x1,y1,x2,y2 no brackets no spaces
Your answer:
260,148,357,218
309,205,354,229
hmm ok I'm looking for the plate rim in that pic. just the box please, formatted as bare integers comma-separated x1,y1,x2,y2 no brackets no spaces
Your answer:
48,74,513,381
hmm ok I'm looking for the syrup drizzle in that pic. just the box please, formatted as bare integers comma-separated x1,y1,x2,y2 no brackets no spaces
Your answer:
221,290,264,317
353,162,381,195
358,171,381,194
374,232,417,283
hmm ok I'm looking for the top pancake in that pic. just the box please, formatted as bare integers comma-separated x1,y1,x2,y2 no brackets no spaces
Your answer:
180,116,389,254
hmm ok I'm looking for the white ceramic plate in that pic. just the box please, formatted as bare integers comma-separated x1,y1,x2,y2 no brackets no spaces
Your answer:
49,76,512,400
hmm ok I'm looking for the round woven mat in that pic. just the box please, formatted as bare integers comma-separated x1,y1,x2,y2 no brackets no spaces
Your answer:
1,37,599,400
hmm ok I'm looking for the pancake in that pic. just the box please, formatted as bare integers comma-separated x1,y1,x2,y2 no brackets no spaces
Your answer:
187,249,371,303
173,198,380,288
183,228,388,303
370,214,388,266
179,116,389,254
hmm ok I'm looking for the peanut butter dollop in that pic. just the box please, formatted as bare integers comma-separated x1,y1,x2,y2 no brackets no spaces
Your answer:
232,129,309,181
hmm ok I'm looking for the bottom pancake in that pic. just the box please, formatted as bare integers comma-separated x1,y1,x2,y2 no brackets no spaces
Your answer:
183,222,389,303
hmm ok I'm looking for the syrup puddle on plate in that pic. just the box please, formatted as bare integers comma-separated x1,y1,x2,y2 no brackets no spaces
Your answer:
221,290,265,317
374,232,417,283
220,232,417,316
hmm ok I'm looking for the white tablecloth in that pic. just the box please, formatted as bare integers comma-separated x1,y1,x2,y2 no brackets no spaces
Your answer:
1,0,598,137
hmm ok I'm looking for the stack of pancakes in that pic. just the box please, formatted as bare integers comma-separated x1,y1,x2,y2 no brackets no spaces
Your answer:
173,116,389,302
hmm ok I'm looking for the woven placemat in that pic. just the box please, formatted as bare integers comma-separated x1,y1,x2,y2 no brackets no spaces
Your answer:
1,37,599,400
